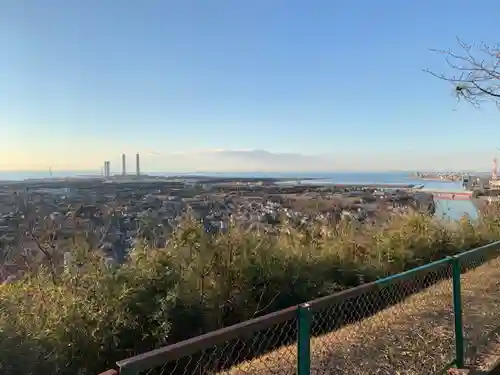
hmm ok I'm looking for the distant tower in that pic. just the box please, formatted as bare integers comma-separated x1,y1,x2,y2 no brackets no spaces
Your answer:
136,153,140,176
121,154,126,176
104,161,110,178
493,158,498,180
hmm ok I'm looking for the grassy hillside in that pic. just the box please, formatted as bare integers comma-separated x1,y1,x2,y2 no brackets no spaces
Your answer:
1,206,500,374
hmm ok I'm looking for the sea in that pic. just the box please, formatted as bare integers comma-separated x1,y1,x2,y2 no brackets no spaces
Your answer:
0,171,477,221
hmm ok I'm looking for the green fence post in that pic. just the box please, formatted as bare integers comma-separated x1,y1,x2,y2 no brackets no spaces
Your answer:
119,367,137,375
451,256,465,368
297,303,311,375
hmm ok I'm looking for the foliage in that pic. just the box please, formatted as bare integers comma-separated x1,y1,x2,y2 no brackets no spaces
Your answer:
1,207,500,374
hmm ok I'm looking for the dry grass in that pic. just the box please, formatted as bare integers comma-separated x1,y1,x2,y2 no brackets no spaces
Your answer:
218,255,500,375
467,333,500,373
461,252,500,373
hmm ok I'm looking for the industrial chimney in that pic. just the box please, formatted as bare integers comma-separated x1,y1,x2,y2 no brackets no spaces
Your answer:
136,153,140,176
104,161,110,178
121,154,126,176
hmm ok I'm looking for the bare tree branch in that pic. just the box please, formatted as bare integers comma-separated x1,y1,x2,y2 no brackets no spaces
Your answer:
252,291,280,317
29,233,58,285
424,37,500,108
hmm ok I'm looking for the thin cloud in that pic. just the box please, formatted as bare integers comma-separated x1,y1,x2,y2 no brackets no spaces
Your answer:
1,149,494,172
143,149,494,172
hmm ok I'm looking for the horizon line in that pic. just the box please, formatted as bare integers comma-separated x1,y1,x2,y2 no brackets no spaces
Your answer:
0,169,488,174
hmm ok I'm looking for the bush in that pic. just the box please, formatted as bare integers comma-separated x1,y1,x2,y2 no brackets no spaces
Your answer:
1,207,500,374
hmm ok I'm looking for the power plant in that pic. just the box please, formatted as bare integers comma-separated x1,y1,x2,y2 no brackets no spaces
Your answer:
102,153,141,179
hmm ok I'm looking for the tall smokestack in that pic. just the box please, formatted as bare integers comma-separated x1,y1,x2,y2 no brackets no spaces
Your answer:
121,154,126,176
104,161,110,178
136,153,140,176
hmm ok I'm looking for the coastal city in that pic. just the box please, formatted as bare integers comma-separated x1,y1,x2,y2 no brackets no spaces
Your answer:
1,152,499,283
0,153,438,278
5,2,500,375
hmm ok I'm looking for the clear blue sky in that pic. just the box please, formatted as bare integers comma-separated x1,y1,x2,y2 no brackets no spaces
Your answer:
1,0,499,171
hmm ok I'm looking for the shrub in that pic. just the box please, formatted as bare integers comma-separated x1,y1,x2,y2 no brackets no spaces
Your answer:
1,207,500,374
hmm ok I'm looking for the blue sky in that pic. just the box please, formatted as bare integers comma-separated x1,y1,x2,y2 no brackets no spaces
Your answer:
1,0,500,172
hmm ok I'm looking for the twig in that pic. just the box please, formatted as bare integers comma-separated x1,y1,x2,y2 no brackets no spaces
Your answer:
30,234,58,285
252,291,280,317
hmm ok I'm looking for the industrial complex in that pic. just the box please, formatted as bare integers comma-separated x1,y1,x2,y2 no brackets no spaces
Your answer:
102,153,141,179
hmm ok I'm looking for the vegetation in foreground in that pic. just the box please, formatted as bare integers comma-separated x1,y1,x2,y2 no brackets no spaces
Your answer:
1,206,500,375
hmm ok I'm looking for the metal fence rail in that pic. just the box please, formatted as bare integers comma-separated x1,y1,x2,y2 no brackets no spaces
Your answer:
106,241,500,375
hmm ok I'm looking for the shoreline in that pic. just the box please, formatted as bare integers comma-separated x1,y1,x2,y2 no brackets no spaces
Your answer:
277,181,417,189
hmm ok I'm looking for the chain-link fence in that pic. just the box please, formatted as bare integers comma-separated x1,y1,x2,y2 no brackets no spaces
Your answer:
117,308,298,375
309,258,454,375
112,241,500,375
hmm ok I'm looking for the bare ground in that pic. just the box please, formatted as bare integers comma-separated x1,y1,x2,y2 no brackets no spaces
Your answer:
206,255,500,375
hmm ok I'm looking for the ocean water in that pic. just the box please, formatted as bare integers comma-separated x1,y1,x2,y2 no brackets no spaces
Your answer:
0,171,476,220
0,170,411,181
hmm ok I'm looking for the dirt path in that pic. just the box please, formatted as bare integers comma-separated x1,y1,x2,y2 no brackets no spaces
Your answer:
217,255,500,375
